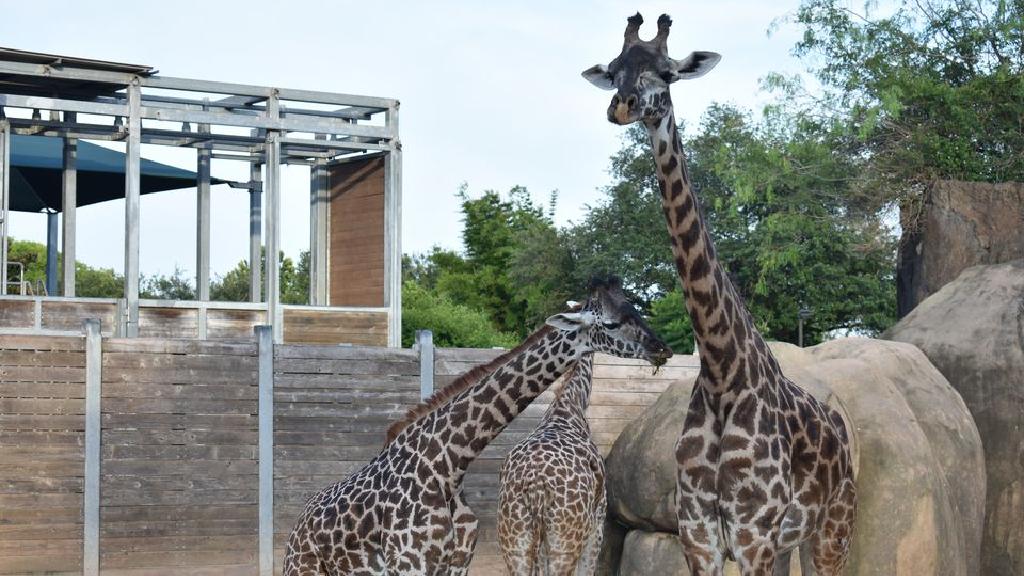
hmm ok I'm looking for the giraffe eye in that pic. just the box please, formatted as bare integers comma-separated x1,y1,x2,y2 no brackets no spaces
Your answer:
602,321,621,329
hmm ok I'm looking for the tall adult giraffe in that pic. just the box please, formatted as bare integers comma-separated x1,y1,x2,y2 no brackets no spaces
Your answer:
282,278,671,576
582,14,857,576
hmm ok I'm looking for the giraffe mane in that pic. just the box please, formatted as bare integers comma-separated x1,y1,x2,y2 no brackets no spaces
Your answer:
384,325,557,445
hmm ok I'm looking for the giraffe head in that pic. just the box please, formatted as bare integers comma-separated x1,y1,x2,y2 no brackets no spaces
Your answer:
582,13,720,125
545,276,672,366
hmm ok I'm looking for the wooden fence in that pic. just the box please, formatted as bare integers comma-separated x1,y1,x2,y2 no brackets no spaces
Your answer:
0,329,699,575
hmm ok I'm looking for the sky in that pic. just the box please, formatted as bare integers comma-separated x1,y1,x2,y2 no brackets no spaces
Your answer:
0,0,809,279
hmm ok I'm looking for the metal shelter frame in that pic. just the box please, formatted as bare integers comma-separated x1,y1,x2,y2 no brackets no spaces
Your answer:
0,48,402,344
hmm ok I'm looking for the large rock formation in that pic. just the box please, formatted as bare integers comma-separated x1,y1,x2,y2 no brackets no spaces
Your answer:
897,180,1024,317
887,260,1024,575
603,339,986,575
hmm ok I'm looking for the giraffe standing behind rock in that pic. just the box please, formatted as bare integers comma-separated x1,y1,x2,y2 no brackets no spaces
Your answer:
583,14,857,576
282,278,671,576
497,352,605,576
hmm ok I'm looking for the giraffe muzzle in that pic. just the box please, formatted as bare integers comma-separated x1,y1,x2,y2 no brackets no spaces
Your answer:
608,94,639,125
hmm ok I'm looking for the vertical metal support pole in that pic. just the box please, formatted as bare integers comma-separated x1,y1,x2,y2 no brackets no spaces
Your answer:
309,135,328,306
249,159,263,303
264,131,281,342
383,103,402,347
123,80,142,337
83,319,102,576
45,211,58,295
196,119,211,301
264,92,281,340
255,325,274,576
0,121,10,295
416,329,434,400
798,318,804,348
62,119,77,297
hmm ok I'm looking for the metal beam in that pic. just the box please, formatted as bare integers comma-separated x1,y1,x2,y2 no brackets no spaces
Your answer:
82,318,102,576
0,121,8,296
264,128,281,341
62,115,77,296
249,158,262,304
255,324,274,576
309,135,328,306
383,104,402,347
416,330,434,400
123,80,141,337
45,211,57,295
196,120,211,301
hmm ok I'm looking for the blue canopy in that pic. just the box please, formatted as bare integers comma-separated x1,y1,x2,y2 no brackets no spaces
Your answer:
8,134,227,212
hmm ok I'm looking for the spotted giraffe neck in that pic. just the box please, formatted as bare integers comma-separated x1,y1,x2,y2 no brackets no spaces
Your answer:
541,354,594,431
396,325,577,483
643,107,776,390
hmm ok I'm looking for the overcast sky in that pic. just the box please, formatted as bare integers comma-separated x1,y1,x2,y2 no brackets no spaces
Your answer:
1,0,807,279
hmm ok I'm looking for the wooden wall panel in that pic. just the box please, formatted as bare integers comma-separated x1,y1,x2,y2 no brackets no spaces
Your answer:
42,301,117,335
99,339,259,575
282,308,388,346
328,156,386,308
0,335,86,575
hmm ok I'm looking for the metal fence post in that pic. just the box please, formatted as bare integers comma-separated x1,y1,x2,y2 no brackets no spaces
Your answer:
83,319,102,576
256,325,274,575
416,330,434,400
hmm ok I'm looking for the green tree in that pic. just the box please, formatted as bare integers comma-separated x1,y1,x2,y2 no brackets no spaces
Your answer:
400,280,517,348
141,267,195,300
785,0,1024,208
210,249,310,304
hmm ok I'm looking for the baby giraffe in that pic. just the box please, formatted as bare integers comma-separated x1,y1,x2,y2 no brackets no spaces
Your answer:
498,330,605,576
282,278,671,576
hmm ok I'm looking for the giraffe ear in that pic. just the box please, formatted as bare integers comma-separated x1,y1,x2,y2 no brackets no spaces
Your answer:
545,311,596,331
668,51,721,82
582,64,615,90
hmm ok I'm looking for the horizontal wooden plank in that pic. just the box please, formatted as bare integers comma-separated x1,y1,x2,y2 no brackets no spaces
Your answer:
0,334,84,351
102,339,256,356
0,365,85,383
0,349,85,367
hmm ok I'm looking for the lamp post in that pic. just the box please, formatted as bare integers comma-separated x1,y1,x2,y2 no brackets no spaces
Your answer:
798,306,813,348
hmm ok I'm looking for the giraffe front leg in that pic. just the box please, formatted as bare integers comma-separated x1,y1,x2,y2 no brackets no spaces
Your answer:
676,389,726,576
447,489,479,576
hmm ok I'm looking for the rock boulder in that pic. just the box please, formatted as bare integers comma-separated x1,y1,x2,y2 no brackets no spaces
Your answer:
604,338,985,575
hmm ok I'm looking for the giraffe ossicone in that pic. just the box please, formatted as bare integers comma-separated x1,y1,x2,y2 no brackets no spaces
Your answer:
282,277,670,576
583,14,857,576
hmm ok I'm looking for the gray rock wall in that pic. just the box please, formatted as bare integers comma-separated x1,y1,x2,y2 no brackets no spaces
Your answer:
887,260,1024,575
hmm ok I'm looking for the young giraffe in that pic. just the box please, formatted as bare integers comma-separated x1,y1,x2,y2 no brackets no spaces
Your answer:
282,278,671,576
497,349,604,576
583,14,857,576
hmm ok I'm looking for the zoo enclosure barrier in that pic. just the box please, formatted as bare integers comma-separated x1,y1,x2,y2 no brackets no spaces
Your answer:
0,324,700,576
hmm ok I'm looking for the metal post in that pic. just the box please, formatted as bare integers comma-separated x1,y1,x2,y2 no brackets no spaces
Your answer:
264,130,281,341
255,325,274,576
383,103,402,347
416,329,434,400
123,80,142,337
83,319,102,576
309,135,328,306
62,117,77,296
196,120,211,301
249,159,263,303
45,210,58,295
0,121,10,295
264,92,281,340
